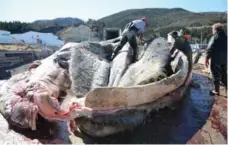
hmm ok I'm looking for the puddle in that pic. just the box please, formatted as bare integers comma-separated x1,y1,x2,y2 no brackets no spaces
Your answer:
168,73,214,143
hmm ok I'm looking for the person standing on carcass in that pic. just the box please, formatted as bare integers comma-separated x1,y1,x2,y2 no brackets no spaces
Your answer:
205,23,227,96
110,17,148,63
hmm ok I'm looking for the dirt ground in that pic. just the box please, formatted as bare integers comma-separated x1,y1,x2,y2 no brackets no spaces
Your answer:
192,53,227,97
0,44,41,51
193,65,227,97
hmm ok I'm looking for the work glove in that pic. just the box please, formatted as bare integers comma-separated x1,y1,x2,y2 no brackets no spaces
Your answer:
110,53,115,61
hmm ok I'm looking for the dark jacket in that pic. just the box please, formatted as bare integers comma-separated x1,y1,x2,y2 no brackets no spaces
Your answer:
170,37,193,69
166,37,193,81
206,30,227,65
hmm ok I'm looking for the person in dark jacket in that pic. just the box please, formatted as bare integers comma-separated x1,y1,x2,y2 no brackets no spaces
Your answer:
171,30,192,69
167,30,193,77
205,23,227,96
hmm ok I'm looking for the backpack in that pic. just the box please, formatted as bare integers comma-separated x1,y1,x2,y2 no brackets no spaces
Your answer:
124,21,139,32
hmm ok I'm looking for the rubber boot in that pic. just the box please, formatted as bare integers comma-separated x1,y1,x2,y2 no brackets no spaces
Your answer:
131,51,137,63
225,87,227,96
210,82,220,96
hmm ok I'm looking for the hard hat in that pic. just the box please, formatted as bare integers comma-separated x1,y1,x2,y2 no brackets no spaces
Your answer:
142,17,148,23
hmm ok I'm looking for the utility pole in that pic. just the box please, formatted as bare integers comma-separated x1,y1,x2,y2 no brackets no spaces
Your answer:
200,22,203,44
200,30,203,44
89,31,91,41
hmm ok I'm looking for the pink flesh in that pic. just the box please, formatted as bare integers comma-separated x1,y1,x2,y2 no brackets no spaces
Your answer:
13,81,62,121
10,98,39,130
11,63,75,123
33,94,77,121
29,61,42,71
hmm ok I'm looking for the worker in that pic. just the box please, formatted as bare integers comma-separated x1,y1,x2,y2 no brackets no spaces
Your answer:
205,23,227,96
166,30,193,80
110,17,148,63
169,30,193,67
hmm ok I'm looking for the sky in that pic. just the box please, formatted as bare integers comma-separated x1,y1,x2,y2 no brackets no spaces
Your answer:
0,0,227,22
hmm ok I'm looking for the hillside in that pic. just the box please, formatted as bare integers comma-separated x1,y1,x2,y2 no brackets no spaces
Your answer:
98,8,227,29
0,17,85,35
0,8,226,43
39,26,65,34
58,25,101,42
33,17,85,27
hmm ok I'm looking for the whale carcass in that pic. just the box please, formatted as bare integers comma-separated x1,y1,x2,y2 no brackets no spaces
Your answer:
60,37,192,137
0,36,226,143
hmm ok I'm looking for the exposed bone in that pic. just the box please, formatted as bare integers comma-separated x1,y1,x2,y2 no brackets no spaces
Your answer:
83,39,188,110
58,37,191,137
31,111,37,130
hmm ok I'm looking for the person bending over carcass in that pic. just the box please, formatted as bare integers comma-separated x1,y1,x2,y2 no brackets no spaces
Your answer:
205,23,227,96
169,30,193,68
166,30,193,77
110,17,148,63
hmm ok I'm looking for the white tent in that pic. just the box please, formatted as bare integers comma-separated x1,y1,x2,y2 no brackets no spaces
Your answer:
11,31,64,47
0,30,11,35
0,30,20,44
